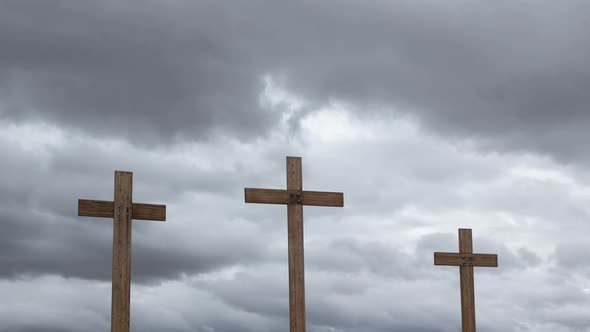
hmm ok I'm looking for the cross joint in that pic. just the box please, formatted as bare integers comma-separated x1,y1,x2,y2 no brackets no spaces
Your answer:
460,254,473,266
289,190,303,204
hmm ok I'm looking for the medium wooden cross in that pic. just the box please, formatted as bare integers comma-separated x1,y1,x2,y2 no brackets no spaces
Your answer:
78,171,166,332
434,228,498,332
245,156,343,332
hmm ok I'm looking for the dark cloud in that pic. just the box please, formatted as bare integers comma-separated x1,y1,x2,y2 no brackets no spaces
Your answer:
0,131,277,283
9,327,76,332
2,1,590,331
308,238,417,279
0,206,270,283
251,1,590,162
3,1,590,161
0,0,277,144
200,266,460,332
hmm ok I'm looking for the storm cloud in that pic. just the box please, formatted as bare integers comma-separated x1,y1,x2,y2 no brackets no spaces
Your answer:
2,1,590,331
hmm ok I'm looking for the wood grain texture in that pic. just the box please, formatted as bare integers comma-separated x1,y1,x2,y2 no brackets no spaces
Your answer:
79,200,166,221
300,191,343,207
245,188,290,204
132,203,166,221
458,229,476,332
287,156,306,332
460,264,476,332
288,202,305,332
434,252,463,266
434,253,497,267
112,171,133,332
244,189,343,207
287,156,302,191
459,228,473,253
470,254,498,267
78,199,114,218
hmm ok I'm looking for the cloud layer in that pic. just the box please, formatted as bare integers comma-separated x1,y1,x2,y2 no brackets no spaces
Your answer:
2,1,590,331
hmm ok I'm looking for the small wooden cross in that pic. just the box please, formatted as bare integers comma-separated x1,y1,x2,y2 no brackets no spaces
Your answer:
245,156,343,332
434,228,498,332
78,171,166,332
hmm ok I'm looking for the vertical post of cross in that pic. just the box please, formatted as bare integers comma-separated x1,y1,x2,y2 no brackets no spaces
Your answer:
287,157,305,332
459,229,476,332
111,171,133,332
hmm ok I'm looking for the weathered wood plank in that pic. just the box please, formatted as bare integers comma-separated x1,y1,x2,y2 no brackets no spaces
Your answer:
244,188,343,207
301,191,343,207
434,253,497,267
79,200,165,221
132,203,166,221
288,202,305,332
458,228,476,332
112,171,133,332
460,264,476,332
434,252,463,266
244,188,290,204
78,199,114,218
459,228,473,253
471,254,498,267
286,157,306,332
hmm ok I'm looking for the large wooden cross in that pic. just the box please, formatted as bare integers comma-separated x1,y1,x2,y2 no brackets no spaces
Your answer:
245,156,343,332
78,171,166,332
434,228,498,332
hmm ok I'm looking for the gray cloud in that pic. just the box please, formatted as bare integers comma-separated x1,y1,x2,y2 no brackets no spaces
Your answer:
0,0,277,144
2,111,586,330
3,1,590,331
553,242,590,275
0,206,272,283
308,238,417,280
3,1,590,162
0,130,277,283
9,327,77,332
252,1,590,162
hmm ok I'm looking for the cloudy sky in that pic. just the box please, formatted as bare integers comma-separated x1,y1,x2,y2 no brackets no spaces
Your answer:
3,1,590,331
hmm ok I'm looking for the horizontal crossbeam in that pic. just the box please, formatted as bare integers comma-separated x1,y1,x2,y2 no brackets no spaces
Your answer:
434,252,497,267
244,188,343,207
78,199,166,221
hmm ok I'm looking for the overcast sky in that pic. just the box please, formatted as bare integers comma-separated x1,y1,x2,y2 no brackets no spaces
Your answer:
2,1,590,331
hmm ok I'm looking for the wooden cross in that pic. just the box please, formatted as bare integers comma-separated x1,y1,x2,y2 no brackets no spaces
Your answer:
434,228,498,332
245,156,343,332
77,171,166,332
